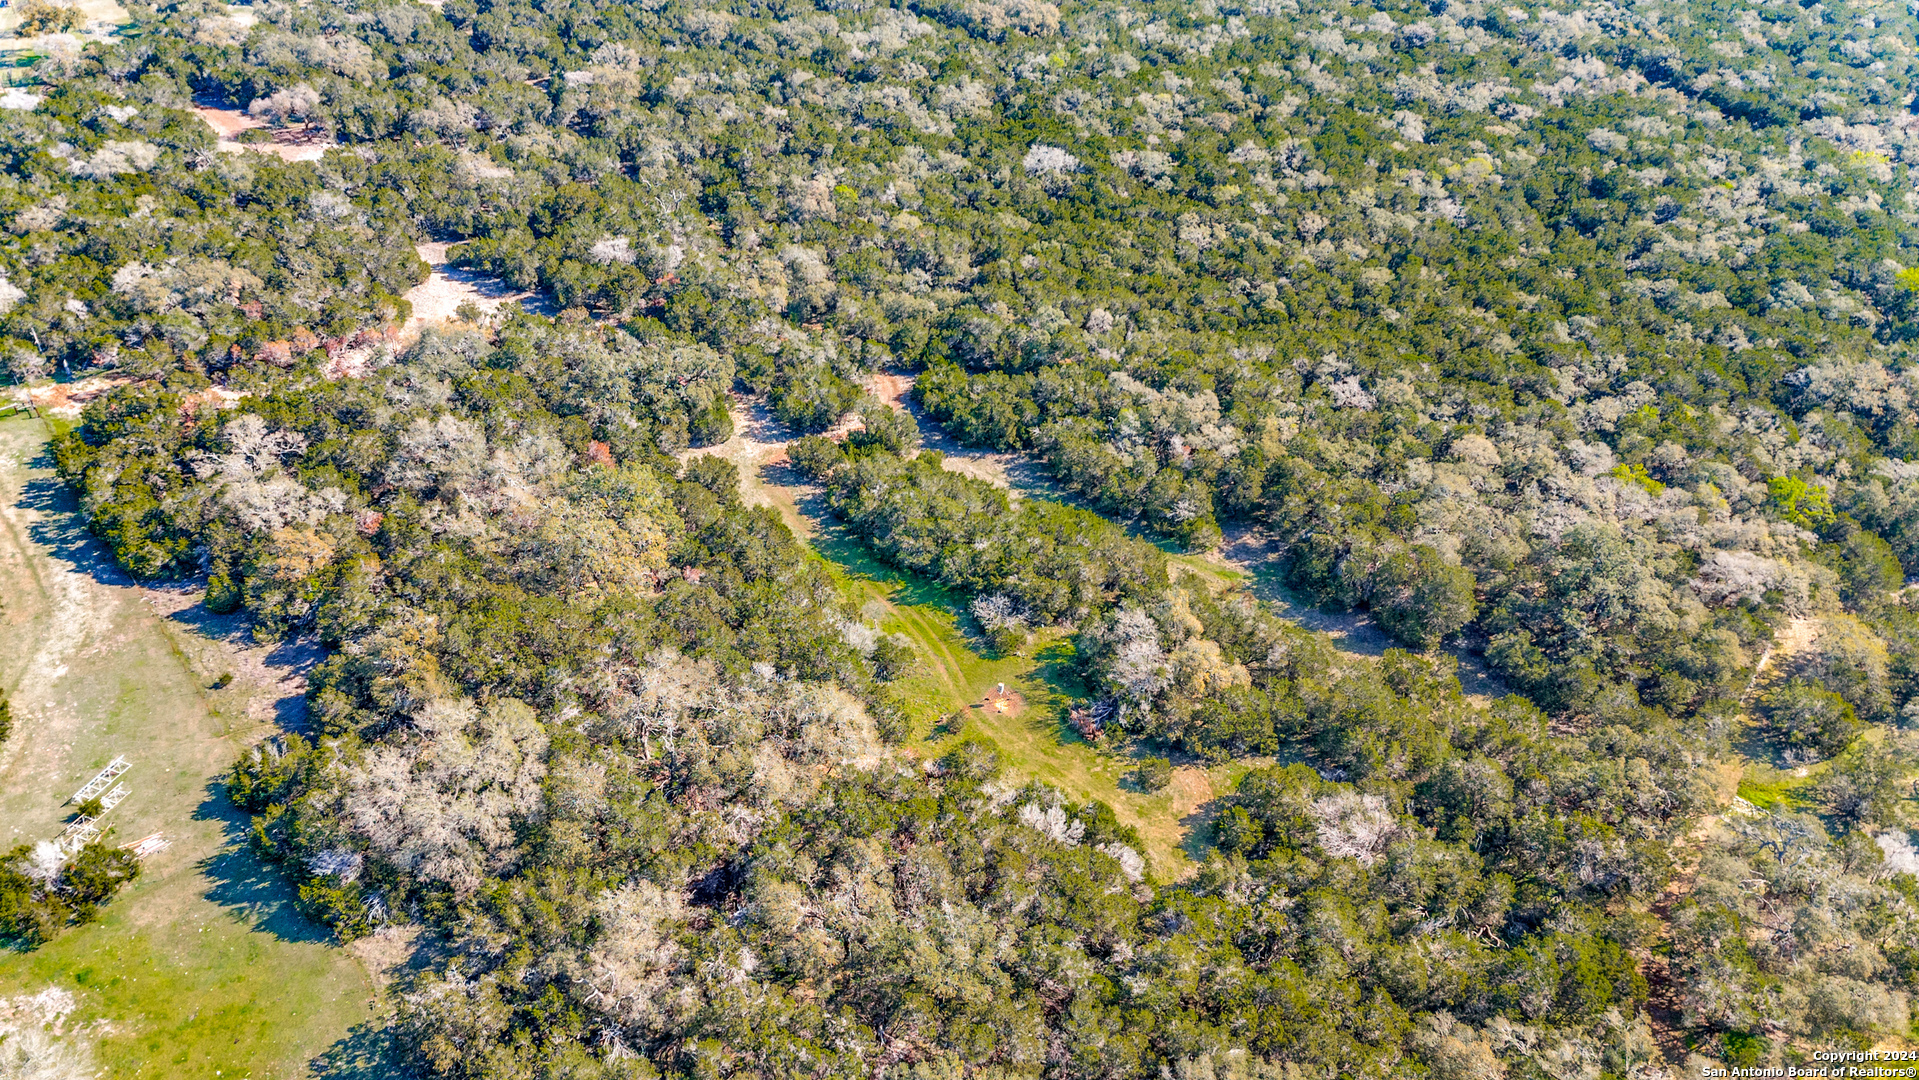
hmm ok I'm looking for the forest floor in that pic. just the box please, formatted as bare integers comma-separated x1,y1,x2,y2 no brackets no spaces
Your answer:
0,416,386,1078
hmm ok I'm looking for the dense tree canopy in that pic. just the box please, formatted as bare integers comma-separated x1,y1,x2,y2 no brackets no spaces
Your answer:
8,0,1919,1072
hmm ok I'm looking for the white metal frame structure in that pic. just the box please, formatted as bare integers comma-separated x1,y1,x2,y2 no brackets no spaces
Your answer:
70,756,130,804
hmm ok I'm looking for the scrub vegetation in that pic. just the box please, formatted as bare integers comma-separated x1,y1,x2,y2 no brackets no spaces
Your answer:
2,0,1918,1074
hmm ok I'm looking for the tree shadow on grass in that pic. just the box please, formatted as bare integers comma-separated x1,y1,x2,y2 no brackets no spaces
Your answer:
193,779,334,946
2,426,324,731
161,597,252,645
164,595,325,733
1179,798,1223,866
309,1021,409,1079
1027,638,1090,717
789,492,963,614
13,445,137,590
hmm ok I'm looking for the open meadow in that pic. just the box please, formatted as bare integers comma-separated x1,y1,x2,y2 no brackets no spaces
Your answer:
0,416,379,1078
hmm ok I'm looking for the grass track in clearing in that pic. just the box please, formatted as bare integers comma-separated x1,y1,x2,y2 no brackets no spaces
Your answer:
800,512,1235,877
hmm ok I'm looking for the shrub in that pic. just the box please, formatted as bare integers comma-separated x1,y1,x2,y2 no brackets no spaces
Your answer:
940,737,1002,783
846,402,919,456
16,0,83,33
1763,679,1861,759
988,625,1027,658
690,396,734,447
205,568,244,614
870,634,915,680
297,878,373,943
681,455,742,504
1814,747,1904,829
0,841,139,945
1134,756,1173,792
1215,806,1263,854
787,435,844,480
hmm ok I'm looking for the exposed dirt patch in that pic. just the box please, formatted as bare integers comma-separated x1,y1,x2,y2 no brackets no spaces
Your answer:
193,104,335,163
346,925,429,996
868,371,1073,502
138,586,324,730
193,102,257,141
975,688,1026,718
870,372,912,412
1165,766,1215,820
676,393,824,539
13,373,129,419
402,241,552,338
178,385,246,421
1742,615,1820,701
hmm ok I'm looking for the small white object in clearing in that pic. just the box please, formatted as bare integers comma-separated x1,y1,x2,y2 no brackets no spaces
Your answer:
120,833,170,858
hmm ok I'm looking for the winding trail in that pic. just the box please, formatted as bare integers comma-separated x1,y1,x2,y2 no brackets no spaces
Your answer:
701,371,1456,674
1640,614,1822,1065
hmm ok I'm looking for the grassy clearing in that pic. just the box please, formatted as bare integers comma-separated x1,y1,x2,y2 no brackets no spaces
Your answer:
1735,767,1812,812
0,0,131,74
0,416,376,1078
803,517,1232,878
1164,546,1247,591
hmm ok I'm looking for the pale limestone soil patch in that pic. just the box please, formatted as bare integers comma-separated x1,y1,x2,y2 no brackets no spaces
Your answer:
402,241,552,339
7,372,128,419
1741,614,1820,701
192,102,334,163
677,392,818,539
869,370,1071,501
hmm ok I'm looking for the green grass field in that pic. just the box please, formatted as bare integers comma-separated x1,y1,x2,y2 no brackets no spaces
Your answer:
0,417,378,1078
